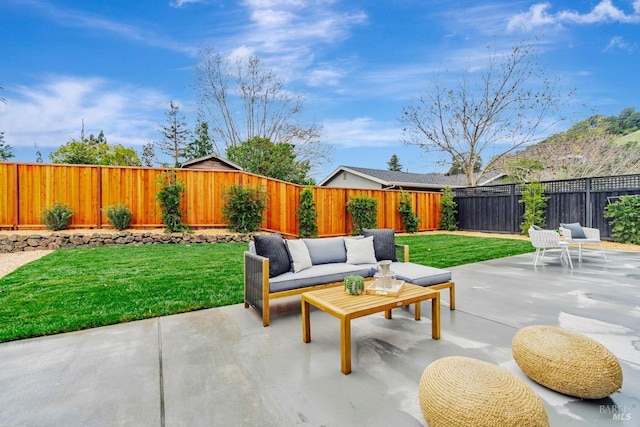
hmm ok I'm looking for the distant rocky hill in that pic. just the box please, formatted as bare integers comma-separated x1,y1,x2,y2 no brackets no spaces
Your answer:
489,110,640,183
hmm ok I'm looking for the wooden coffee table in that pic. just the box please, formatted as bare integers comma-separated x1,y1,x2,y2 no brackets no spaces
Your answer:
301,283,440,374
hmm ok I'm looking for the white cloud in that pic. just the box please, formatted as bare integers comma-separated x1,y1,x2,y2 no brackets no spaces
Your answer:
604,36,636,52
16,0,197,55
323,118,400,148
233,1,367,79
169,0,205,8
507,1,640,32
0,76,169,149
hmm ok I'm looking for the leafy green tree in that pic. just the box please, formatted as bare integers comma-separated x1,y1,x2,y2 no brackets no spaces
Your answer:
346,196,378,235
50,129,141,166
398,191,420,233
157,101,191,167
439,186,458,231
184,118,214,160
604,195,640,245
155,171,190,233
226,136,311,184
387,154,402,171
519,181,549,235
0,132,14,161
222,185,267,233
297,187,318,237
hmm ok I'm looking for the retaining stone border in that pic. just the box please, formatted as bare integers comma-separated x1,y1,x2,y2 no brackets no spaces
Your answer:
0,231,251,253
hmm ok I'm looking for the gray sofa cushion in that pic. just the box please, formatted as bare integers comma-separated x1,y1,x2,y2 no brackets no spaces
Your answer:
390,262,452,287
363,228,398,262
303,237,347,265
253,234,291,278
560,222,586,239
269,263,375,293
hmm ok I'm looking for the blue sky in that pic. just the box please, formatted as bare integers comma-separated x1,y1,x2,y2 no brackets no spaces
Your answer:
2,0,639,181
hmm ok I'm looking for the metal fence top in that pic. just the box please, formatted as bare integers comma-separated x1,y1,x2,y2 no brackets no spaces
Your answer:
454,173,640,196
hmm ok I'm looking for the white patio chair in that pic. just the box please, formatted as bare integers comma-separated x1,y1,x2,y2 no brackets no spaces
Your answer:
559,224,607,263
528,227,573,268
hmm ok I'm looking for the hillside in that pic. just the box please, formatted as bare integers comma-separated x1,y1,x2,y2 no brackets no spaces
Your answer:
490,112,640,182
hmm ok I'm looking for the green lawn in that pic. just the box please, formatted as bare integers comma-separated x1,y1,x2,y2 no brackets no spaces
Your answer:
0,234,534,342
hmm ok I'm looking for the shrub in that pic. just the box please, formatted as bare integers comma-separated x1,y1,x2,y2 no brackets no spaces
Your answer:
105,204,133,230
222,185,268,233
346,196,378,235
42,202,73,231
398,191,420,233
297,187,318,237
155,171,190,233
519,181,549,235
604,195,640,245
439,186,458,231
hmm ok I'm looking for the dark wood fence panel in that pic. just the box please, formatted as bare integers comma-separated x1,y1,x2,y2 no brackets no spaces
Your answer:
1,163,442,236
454,174,640,239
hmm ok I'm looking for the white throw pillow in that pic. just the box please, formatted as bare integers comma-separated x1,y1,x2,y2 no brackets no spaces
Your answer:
286,239,313,273
345,236,377,264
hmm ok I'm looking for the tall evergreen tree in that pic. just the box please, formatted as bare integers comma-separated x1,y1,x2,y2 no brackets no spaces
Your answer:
387,154,402,171
184,118,214,160
157,101,191,167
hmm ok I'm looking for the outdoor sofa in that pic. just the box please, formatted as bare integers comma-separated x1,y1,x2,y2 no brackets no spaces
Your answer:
244,229,455,326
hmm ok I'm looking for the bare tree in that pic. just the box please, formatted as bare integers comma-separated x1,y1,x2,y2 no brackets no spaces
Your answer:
400,39,570,186
157,101,191,167
193,47,332,171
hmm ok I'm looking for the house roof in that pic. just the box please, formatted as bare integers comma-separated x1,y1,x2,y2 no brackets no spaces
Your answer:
318,165,505,189
181,154,243,170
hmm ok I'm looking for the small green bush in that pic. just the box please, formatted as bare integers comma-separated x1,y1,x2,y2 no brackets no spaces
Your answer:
604,195,640,245
398,191,420,233
105,204,133,230
155,171,190,233
222,185,268,233
519,181,549,235
297,187,318,237
42,202,73,231
439,186,458,231
346,196,378,235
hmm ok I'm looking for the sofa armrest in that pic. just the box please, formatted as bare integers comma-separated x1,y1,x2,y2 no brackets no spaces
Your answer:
244,251,270,325
395,244,409,262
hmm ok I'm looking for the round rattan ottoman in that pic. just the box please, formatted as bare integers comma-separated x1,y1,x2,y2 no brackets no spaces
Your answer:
419,356,549,427
512,325,623,399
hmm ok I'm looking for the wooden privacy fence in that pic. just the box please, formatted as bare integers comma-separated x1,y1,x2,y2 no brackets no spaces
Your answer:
454,174,640,239
0,163,442,236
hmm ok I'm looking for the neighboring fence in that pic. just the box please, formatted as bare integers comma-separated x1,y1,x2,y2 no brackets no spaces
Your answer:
454,174,640,239
0,163,442,236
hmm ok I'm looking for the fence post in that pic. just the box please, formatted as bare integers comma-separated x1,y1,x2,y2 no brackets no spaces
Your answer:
510,183,518,233
585,178,592,228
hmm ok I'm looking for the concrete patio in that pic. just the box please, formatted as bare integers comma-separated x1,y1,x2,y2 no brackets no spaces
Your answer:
0,249,638,426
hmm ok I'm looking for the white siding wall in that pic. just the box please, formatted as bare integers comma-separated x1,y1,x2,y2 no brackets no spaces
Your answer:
322,171,382,189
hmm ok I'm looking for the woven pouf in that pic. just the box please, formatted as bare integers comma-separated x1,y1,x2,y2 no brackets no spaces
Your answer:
419,356,549,427
512,325,623,399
